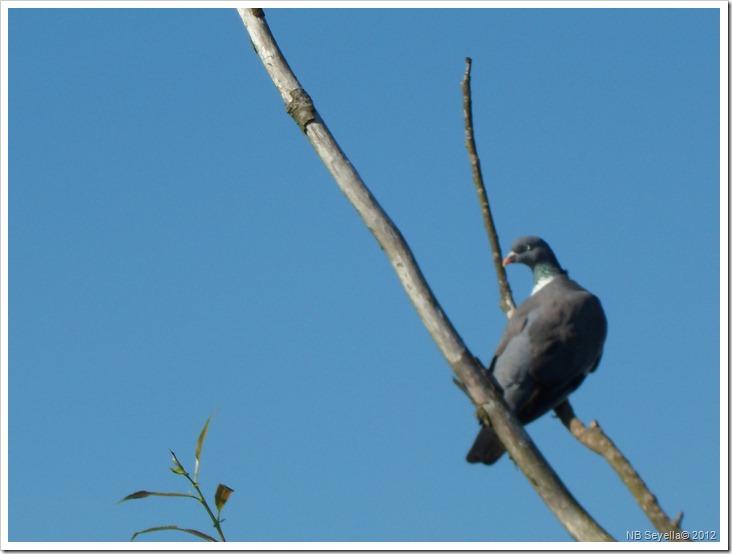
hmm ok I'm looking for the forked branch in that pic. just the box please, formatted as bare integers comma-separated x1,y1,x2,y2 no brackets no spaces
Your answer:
238,9,613,541
237,8,612,541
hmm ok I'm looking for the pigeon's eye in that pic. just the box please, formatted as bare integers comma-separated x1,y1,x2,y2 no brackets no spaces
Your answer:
525,244,532,251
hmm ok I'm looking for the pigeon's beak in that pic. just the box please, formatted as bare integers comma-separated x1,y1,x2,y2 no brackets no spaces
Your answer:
502,252,517,266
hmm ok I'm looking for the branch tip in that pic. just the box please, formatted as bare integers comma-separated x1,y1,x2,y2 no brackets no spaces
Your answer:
460,61,515,315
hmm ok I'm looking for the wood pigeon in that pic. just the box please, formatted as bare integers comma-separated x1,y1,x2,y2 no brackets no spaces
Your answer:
467,236,607,465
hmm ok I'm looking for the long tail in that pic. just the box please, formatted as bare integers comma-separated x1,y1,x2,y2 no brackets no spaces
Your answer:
466,424,506,465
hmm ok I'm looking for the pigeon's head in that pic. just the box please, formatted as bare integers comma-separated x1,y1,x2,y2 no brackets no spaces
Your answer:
503,236,562,270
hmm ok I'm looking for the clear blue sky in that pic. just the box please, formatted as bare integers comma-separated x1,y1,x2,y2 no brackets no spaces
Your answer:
6,4,725,545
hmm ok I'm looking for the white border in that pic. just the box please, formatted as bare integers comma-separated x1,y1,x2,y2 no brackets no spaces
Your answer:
1,1,728,550
718,2,729,550
1,0,8,549
0,0,728,8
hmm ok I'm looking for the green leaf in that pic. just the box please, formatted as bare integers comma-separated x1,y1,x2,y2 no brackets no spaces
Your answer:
119,490,156,502
169,450,187,475
194,416,212,482
214,483,234,514
118,490,197,503
131,525,217,542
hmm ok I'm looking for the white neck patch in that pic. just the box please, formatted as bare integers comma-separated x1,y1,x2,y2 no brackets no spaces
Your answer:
531,274,558,295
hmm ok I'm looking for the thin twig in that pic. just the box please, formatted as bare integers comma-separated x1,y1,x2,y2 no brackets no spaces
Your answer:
238,9,613,542
461,58,515,317
554,401,691,542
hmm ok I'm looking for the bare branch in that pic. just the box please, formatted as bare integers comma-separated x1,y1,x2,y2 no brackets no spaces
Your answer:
237,9,613,542
461,58,515,317
554,401,691,541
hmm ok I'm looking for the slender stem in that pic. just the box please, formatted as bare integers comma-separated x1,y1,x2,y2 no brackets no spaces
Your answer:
184,472,227,542
172,452,227,542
